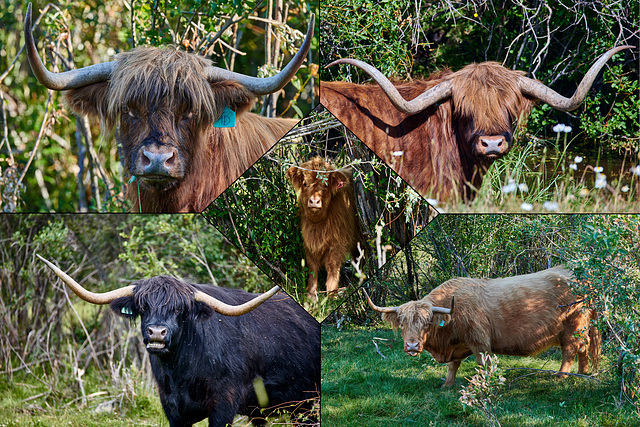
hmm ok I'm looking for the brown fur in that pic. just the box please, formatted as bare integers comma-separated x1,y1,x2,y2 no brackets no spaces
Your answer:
381,266,600,387
65,47,296,212
286,157,358,297
321,62,536,201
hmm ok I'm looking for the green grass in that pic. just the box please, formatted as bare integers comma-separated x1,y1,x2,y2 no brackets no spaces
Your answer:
0,366,306,426
321,326,640,427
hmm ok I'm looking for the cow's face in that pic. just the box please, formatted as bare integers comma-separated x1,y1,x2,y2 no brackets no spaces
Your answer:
110,276,214,355
382,300,451,356
287,158,349,221
64,48,256,191
449,62,533,165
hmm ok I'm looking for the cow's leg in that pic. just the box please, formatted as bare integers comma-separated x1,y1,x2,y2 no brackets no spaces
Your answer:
306,256,320,297
208,405,239,427
443,359,462,387
558,342,577,377
324,257,342,297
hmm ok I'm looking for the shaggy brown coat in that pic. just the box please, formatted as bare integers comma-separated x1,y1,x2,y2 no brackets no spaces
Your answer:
66,47,296,212
321,63,536,201
380,266,600,387
287,157,358,296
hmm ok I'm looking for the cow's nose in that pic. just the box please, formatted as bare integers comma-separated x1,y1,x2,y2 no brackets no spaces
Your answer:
479,136,507,156
406,341,420,352
147,325,168,341
308,196,322,209
143,149,176,176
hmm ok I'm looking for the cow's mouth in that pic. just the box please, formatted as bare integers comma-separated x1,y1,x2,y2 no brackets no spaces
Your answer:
407,350,420,357
138,174,177,185
146,340,167,352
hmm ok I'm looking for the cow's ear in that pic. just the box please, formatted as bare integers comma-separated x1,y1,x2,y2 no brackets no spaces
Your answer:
432,313,452,328
209,80,256,116
64,83,110,121
286,166,304,192
330,167,352,191
193,301,215,319
381,312,399,328
110,296,139,319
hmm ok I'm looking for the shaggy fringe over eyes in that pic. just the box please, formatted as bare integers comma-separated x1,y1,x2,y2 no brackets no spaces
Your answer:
106,47,219,124
450,62,533,132
133,276,196,314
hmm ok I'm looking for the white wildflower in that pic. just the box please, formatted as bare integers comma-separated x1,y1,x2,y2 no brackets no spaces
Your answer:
569,163,578,171
564,126,572,133
520,202,533,211
595,173,607,189
501,179,517,194
574,156,583,163
621,185,630,193
594,166,604,173
543,201,559,211
518,183,529,192
553,124,566,133
632,165,640,176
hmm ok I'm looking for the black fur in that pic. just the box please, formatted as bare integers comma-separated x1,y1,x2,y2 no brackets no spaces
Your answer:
110,276,320,427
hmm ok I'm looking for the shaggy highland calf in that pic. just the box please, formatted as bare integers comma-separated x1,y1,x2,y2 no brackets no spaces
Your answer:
24,3,313,212
287,157,358,297
365,266,600,387
38,255,320,426
321,46,633,201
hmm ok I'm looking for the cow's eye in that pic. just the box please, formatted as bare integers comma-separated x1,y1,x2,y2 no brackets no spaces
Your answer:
182,112,196,122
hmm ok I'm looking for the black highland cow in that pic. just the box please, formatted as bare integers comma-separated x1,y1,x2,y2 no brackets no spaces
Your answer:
38,255,320,427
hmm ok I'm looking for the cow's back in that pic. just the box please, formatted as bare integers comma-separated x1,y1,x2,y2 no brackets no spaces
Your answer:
428,266,580,357
321,80,464,200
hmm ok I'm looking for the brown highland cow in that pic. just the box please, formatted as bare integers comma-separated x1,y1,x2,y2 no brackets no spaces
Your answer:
24,3,314,212
287,157,359,297
365,266,600,387
322,46,633,201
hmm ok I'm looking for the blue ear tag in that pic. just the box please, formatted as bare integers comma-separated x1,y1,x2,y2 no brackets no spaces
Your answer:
438,320,445,327
121,307,133,315
213,106,236,128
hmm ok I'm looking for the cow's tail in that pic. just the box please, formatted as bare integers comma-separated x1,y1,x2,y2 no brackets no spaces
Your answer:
589,309,601,372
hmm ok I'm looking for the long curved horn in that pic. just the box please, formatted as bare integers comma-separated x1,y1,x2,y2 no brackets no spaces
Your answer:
362,288,398,313
518,45,634,111
432,296,454,315
326,58,452,115
37,254,135,304
193,285,280,316
24,3,115,90
204,14,315,95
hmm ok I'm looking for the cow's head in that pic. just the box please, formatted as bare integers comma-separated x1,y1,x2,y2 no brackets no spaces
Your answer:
327,45,632,165
286,157,352,222
363,289,454,356
24,3,313,191
37,255,279,355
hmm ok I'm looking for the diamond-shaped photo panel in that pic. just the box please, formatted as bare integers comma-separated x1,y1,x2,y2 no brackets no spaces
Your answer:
204,106,436,321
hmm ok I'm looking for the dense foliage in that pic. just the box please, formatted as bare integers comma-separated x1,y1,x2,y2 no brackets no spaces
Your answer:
0,0,317,212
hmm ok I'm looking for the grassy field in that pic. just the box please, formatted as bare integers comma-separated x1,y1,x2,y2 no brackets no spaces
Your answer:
0,367,308,426
321,325,640,427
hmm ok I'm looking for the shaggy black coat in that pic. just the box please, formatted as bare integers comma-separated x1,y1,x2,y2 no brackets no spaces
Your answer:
110,276,320,427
